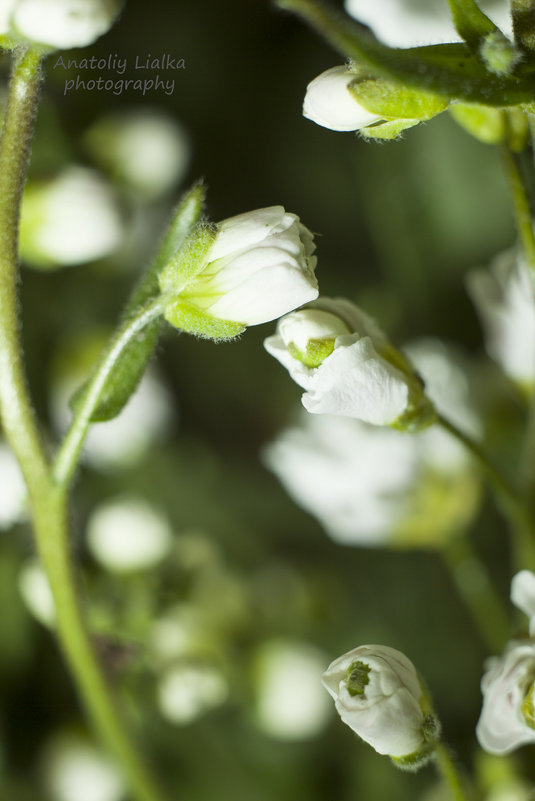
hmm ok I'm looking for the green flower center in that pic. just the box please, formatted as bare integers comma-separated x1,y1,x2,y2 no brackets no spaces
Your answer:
346,661,371,697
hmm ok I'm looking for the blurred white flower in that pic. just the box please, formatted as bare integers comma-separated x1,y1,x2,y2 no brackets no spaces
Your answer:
87,496,173,573
344,0,512,48
51,364,175,471
157,663,228,725
20,167,124,269
161,206,318,328
265,298,421,426
303,66,383,132
18,559,56,627
42,733,124,801
264,338,480,546
5,0,120,49
86,110,190,199
322,644,438,760
511,570,535,635
253,639,331,740
476,640,535,754
467,250,535,388
0,443,26,529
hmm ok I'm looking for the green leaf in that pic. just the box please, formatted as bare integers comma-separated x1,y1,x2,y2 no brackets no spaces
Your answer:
163,299,245,340
358,118,421,140
275,0,535,106
70,182,205,422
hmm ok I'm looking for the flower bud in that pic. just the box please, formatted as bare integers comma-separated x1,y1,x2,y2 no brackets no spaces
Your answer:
303,66,447,139
264,297,435,428
2,0,121,50
159,206,318,339
476,640,535,754
322,645,440,765
511,570,535,635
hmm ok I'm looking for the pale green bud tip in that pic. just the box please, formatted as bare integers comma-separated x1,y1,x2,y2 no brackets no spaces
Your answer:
522,684,535,729
480,32,521,75
346,661,371,697
279,309,351,368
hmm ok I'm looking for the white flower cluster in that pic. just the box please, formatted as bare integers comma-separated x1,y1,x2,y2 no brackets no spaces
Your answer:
477,570,535,754
264,338,480,547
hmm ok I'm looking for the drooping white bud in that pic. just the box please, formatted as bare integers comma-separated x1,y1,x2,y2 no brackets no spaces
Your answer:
303,66,383,132
511,570,535,636
5,0,121,50
322,644,439,764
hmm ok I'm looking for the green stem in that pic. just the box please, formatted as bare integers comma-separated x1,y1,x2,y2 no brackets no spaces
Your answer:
501,141,535,274
441,536,509,653
0,47,169,801
434,743,470,801
52,296,164,488
437,414,535,571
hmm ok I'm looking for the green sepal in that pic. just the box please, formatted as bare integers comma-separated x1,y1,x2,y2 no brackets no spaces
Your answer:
275,0,535,106
512,0,535,53
158,222,217,297
163,299,245,340
390,713,440,772
70,182,205,422
450,104,529,149
349,78,448,120
446,0,500,50
359,118,421,140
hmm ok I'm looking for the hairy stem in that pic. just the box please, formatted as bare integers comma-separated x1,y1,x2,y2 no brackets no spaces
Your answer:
434,743,470,801
501,141,535,274
0,46,169,801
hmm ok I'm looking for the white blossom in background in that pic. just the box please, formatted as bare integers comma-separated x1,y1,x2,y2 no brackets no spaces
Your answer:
3,0,121,49
511,570,535,635
344,0,512,48
303,66,384,132
156,663,228,725
467,250,535,388
476,640,535,754
253,640,331,740
162,206,318,327
42,733,124,801
265,298,420,426
322,645,438,760
0,443,27,529
87,496,173,573
20,167,124,268
51,365,175,471
18,559,56,627
264,338,480,546
86,110,190,199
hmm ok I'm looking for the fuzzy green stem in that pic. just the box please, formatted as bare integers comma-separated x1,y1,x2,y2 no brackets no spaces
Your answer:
0,48,49,494
52,296,164,488
437,414,535,571
434,743,470,801
441,537,509,653
0,47,170,801
501,142,535,274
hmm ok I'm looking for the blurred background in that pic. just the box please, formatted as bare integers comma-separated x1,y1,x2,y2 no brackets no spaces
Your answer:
0,0,532,799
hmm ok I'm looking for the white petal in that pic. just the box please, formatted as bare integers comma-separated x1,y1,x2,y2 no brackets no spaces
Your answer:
511,570,535,634
209,207,287,262
13,0,117,48
302,337,409,424
303,66,382,132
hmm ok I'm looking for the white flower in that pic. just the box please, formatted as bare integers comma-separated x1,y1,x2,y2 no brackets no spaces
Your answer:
344,0,512,48
0,443,27,529
86,496,173,573
467,250,535,387
476,640,535,754
157,663,228,725
322,645,438,759
20,167,124,268
264,298,422,426
511,570,535,636
5,0,120,49
18,559,56,628
303,66,383,132
173,206,318,327
43,733,124,801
